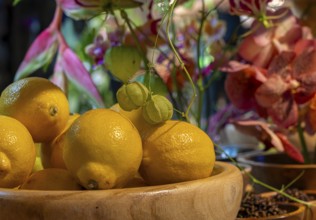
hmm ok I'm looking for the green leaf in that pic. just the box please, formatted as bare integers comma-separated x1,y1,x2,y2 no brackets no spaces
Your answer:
13,0,22,6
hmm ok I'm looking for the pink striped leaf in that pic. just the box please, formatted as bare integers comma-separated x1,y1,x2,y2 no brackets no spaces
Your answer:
15,27,58,80
60,47,105,107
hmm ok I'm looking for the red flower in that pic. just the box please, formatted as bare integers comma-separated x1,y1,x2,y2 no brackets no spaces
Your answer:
229,0,272,17
237,9,312,68
223,61,266,111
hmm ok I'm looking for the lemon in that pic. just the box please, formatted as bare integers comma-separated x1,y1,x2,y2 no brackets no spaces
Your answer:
20,168,82,190
110,103,152,139
41,113,80,169
0,115,36,188
63,109,143,190
0,77,70,143
139,120,216,185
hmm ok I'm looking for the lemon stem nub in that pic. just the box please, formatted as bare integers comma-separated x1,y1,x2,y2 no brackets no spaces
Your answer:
49,106,58,116
0,152,11,176
87,179,99,190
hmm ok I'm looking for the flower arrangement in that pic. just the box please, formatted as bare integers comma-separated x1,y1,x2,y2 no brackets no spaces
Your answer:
13,0,316,164
220,0,316,164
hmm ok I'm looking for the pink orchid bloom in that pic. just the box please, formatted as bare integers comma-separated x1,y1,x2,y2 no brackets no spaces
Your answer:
57,0,143,20
85,34,109,65
223,61,267,113
229,0,272,17
254,41,316,127
238,9,312,68
306,94,316,134
59,42,105,107
232,120,304,163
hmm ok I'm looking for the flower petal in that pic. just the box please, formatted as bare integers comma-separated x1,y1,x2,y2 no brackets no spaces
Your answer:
268,91,298,128
224,62,266,110
276,132,304,163
232,119,284,152
267,51,295,77
14,27,58,80
255,74,289,108
60,47,105,107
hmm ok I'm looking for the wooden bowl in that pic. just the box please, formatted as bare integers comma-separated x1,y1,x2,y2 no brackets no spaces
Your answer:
0,162,243,220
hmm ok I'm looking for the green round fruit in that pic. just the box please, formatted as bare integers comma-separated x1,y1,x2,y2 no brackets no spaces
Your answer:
117,82,149,111
105,46,142,83
142,95,173,124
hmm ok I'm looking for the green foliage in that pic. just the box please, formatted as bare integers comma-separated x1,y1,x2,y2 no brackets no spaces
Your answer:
13,0,22,6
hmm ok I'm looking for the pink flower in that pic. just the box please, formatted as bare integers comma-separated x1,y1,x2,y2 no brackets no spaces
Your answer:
237,9,312,68
232,120,304,163
223,61,267,112
229,0,272,17
85,34,109,65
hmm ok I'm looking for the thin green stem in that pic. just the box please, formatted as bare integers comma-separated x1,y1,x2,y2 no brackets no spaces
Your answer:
166,0,196,121
297,121,310,164
195,0,226,127
120,10,149,72
195,0,206,128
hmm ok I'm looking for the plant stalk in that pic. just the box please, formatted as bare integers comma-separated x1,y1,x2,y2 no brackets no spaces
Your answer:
297,121,311,164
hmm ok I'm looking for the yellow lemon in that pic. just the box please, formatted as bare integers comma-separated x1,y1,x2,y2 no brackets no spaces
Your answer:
110,103,152,139
0,115,36,188
41,113,80,169
20,168,82,190
0,77,70,143
139,120,216,185
63,109,143,190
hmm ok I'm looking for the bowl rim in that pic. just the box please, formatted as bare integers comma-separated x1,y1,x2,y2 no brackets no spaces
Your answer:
237,152,316,169
0,161,240,196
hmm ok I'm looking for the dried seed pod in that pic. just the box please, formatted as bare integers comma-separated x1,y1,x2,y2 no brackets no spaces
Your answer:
142,95,173,124
105,45,142,83
116,82,149,111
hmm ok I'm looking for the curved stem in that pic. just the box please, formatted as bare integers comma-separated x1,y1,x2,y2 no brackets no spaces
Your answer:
166,0,196,121
50,6,63,31
120,10,149,72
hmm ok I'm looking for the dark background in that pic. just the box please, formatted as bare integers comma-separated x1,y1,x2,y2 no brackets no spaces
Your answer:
0,0,55,91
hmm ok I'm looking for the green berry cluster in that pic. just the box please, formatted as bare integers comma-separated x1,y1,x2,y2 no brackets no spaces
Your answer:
116,82,173,124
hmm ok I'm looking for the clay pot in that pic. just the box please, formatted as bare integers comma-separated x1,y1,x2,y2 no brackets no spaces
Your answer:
236,203,306,220
260,190,316,220
238,152,316,193
0,162,243,220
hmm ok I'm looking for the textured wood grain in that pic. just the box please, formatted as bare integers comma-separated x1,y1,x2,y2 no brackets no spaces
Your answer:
0,162,243,220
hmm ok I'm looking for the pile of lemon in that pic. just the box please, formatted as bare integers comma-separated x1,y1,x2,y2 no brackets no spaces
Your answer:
0,77,215,190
